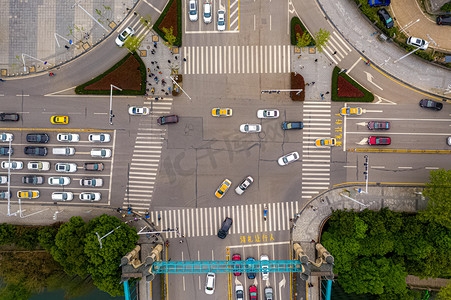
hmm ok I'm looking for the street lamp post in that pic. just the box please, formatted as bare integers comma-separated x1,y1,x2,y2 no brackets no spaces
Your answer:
109,84,122,125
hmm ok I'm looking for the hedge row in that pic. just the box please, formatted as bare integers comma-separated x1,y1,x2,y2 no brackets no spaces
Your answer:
75,52,147,95
290,17,315,46
153,0,182,47
331,66,374,102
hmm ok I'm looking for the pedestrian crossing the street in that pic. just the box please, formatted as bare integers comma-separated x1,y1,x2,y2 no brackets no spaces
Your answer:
150,201,300,238
122,98,174,211
322,31,352,65
183,45,291,75
301,101,332,199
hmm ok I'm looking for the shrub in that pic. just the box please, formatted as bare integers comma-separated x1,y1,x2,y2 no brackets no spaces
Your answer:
331,67,374,102
440,2,451,11
290,17,315,46
0,223,16,245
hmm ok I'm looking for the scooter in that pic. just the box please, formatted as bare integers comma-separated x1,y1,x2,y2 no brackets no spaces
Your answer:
263,205,268,221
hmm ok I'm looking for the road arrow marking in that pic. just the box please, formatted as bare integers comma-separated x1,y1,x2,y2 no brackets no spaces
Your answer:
357,138,368,145
374,95,397,105
365,71,383,90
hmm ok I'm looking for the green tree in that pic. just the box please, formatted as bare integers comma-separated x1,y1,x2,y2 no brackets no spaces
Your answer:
314,28,330,53
419,169,451,229
124,36,143,52
439,282,451,300
0,284,31,300
140,15,152,29
51,216,88,277
296,32,312,48
38,223,61,251
440,2,451,12
162,26,176,46
84,214,139,297
15,226,39,250
0,223,16,245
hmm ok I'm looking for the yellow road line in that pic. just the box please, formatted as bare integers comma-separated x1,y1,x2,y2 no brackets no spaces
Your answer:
0,127,114,132
348,148,451,154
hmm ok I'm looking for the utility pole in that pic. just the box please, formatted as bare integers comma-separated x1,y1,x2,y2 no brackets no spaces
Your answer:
109,84,122,125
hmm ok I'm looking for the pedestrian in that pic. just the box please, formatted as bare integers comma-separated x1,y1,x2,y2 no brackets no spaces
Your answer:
156,66,160,69
0,78,5,82
159,71,162,74
308,282,314,287
175,56,178,60
168,87,171,92
313,206,318,211
122,214,126,218
298,54,301,59
134,11,137,16
65,45,70,49
320,198,325,203
158,213,161,221
161,89,165,92
168,60,171,63
306,83,310,86
154,41,157,46
310,239,315,244
151,62,154,65
165,92,169,95
311,82,315,85
333,51,337,55
183,58,187,62
179,240,183,244
320,94,324,100
148,74,151,78
326,91,330,94
292,223,297,229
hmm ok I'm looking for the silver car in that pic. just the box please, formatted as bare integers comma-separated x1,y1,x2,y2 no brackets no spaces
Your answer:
189,0,198,21
79,192,101,201
80,178,103,187
48,176,71,186
55,163,77,173
52,192,73,201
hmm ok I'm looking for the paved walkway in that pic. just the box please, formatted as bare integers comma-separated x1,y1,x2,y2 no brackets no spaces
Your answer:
292,184,427,299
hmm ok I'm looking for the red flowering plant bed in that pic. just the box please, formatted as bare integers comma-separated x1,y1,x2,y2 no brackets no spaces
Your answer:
290,72,305,101
331,67,374,102
153,0,182,46
290,17,315,46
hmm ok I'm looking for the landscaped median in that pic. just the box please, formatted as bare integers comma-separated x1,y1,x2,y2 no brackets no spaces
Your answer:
153,0,182,47
331,67,374,102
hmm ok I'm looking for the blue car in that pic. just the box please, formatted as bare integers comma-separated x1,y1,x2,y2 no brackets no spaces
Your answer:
368,0,390,7
246,257,256,279
282,122,303,130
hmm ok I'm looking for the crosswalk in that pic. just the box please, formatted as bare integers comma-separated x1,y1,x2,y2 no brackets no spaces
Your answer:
183,45,291,75
122,98,174,211
150,201,300,238
301,101,332,199
322,31,352,65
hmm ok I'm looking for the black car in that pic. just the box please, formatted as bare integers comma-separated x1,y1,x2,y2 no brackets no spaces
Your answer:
217,217,233,239
0,147,13,156
26,133,50,143
0,113,20,122
377,8,394,29
157,115,179,125
282,121,303,130
22,175,44,185
436,15,451,26
24,146,48,156
246,257,256,279
419,99,443,111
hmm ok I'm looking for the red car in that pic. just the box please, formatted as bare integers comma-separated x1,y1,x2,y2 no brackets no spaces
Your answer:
249,285,257,300
368,136,391,145
232,254,241,276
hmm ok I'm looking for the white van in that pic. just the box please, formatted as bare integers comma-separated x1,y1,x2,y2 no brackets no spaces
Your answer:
53,147,75,156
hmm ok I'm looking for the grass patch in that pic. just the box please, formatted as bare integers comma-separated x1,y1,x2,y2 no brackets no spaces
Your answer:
332,67,374,102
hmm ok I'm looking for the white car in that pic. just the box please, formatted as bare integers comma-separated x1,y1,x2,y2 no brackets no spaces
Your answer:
217,9,225,31
240,124,261,133
0,133,13,142
0,176,7,184
407,37,428,50
88,133,111,143
1,161,23,170
80,178,103,187
55,162,77,173
27,161,50,171
91,148,112,158
203,2,212,23
447,137,451,146
115,26,134,47
261,254,269,280
278,151,299,166
48,176,71,186
52,192,73,201
235,284,244,300
204,273,215,295
57,133,80,142
189,0,198,21
128,106,150,115
79,192,101,201
235,176,254,195
257,109,279,119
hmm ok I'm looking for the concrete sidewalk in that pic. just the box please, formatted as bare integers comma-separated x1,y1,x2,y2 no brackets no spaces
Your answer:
292,184,426,299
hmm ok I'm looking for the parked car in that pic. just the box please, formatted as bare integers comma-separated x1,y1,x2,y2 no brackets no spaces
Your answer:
189,0,198,21
246,257,256,279
91,148,112,158
84,162,104,171
115,26,134,47
240,124,261,133
0,133,13,142
261,254,269,280
368,0,390,7
55,162,77,173
0,113,20,122
377,8,393,29
27,161,50,171
1,161,23,170
0,147,13,156
128,106,150,115
0,176,7,184
51,192,73,201
88,133,111,143
236,285,244,300
315,138,337,147
278,151,299,166
235,176,254,195
419,99,443,110
407,37,428,50
436,15,451,25
26,133,49,143
249,285,258,300
232,253,242,276
0,191,12,199
264,286,274,300
367,121,390,130
50,115,69,124
257,109,279,119
22,175,44,185
48,176,71,186
217,217,233,239
217,9,225,31
211,108,232,117
447,137,451,146
24,146,48,156
17,190,39,199
340,107,362,116
57,133,79,142
368,136,391,145
215,179,232,198
80,178,103,187
282,121,303,130
204,272,215,295
157,115,179,125
203,2,212,23
79,192,101,201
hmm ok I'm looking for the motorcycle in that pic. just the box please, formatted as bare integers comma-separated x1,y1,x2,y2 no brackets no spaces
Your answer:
263,205,268,221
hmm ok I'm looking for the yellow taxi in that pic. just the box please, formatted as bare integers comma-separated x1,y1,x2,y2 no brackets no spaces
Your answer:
215,179,232,198
211,108,232,117
315,138,337,147
17,190,40,199
340,107,362,116
51,115,69,124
